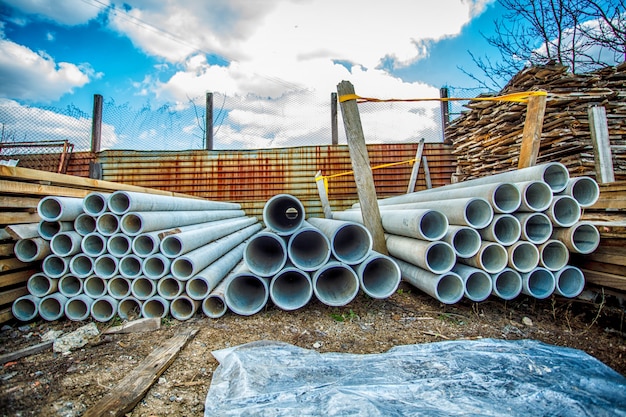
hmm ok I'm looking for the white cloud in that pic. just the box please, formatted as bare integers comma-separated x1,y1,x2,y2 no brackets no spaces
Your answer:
2,0,107,26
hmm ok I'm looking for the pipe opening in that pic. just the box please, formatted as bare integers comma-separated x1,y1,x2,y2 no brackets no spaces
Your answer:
464,270,492,302
15,239,41,262
420,211,448,240
288,229,330,270
39,221,62,239
83,193,108,216
108,192,132,214
509,242,539,273
70,254,94,277
263,195,305,235
43,255,68,278
435,273,464,304
66,298,90,320
203,296,226,318
555,266,585,298
92,298,116,321
143,255,170,279
523,213,552,244
550,196,581,227
95,255,118,279
120,255,142,278
108,277,131,299
492,215,521,245
480,244,507,274
540,240,569,271
81,233,107,257
28,274,54,297
492,269,522,300
13,296,38,321
121,213,143,235
142,298,168,318
84,276,107,298
493,183,521,213
525,269,555,299
425,242,455,274
97,213,120,236
570,223,600,254
132,235,158,257
40,297,64,321
452,228,481,258
160,236,183,258
245,234,287,276
132,278,156,300
186,278,209,299
570,177,600,207
523,181,553,212
158,277,183,299
38,198,62,221
59,275,82,297
171,297,196,319
226,275,268,315
360,256,400,299
333,225,372,264
172,258,194,279
270,269,312,310
118,297,142,320
108,234,131,257
543,164,569,193
74,214,97,236
313,264,358,307
464,199,493,229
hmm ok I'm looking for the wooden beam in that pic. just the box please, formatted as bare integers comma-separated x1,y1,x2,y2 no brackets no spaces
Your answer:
0,179,89,198
518,93,547,169
0,196,41,209
581,268,626,291
0,269,35,289
588,105,615,183
314,171,333,219
5,223,40,240
337,81,387,255
0,341,53,364
0,212,41,225
0,258,29,273
406,138,425,193
0,286,28,306
422,156,432,189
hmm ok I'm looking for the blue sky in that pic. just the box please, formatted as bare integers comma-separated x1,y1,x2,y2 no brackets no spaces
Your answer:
0,0,507,150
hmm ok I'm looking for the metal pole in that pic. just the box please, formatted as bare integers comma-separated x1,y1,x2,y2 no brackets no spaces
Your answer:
205,92,213,150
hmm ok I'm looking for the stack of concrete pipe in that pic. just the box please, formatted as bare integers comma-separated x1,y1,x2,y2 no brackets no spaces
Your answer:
342,162,600,304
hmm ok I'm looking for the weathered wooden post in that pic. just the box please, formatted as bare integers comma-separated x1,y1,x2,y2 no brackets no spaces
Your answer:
588,105,615,183
205,92,213,150
518,93,547,168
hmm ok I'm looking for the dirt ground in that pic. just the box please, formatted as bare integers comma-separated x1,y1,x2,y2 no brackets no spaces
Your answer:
1,283,625,417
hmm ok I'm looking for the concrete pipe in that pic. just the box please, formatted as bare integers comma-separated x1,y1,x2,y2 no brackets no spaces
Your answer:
42,254,69,278
14,237,51,262
142,253,171,280
58,274,84,297
81,232,108,257
224,264,270,316
546,195,581,228
514,212,553,245
394,257,464,304
538,239,569,271
119,254,143,279
96,212,121,236
107,233,132,257
521,267,556,299
552,222,600,255
12,295,41,321
82,192,111,216
287,222,331,271
452,263,493,302
458,241,508,275
244,230,288,277
306,217,372,265
157,276,184,300
50,231,83,257
38,220,73,240
142,296,170,318
120,209,246,236
554,265,585,298
270,266,312,311
442,225,481,258
83,276,108,298
27,272,58,297
69,253,94,278
379,198,494,229
91,295,118,322
263,194,306,236
170,295,200,321
108,190,241,215
355,252,401,299
562,176,600,208
107,276,132,299
203,278,229,319
171,223,262,280
39,293,68,321
490,268,522,300
385,234,455,274
515,180,553,212
118,296,143,320
74,213,97,236
65,294,94,321
94,254,119,279
187,243,246,300
131,277,157,300
131,232,160,257
478,214,521,246
507,241,540,273
312,260,359,307
37,196,84,222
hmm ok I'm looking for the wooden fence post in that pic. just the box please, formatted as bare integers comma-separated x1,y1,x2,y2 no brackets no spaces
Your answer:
90,94,103,154
588,105,615,183
518,93,547,169
331,92,338,145
205,92,213,150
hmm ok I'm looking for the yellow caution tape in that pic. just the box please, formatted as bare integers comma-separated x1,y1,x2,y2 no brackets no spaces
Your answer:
338,90,547,104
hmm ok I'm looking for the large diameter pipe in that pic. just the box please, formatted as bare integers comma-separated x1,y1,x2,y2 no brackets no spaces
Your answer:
490,268,522,300
243,230,288,277
119,254,143,279
58,274,84,297
442,225,481,258
269,266,312,311
91,295,119,322
38,220,73,240
131,277,157,300
120,209,246,236
458,241,508,274
65,294,94,321
38,196,84,222
141,296,170,318
478,214,521,246
81,232,108,257
107,276,132,299
394,258,464,304
521,267,556,299
355,252,401,299
118,296,142,320
554,266,585,298
82,192,111,216
287,222,331,271
312,261,359,307
515,180,553,212
552,222,600,254
378,198,494,229
385,234,455,274
514,212,553,245
27,272,58,297
74,213,97,236
50,231,83,257
203,278,228,318
142,253,171,280
42,254,69,278
187,243,247,300
107,233,132,257
224,263,270,315
12,294,41,321
306,217,372,265
94,254,119,279
562,176,600,208
546,195,581,227
262,194,306,236
69,253,94,278
14,237,51,262
96,212,121,236
108,190,241,215
39,293,68,321
83,276,107,298
538,239,569,271
170,295,200,321
506,241,540,273
157,276,184,300
452,263,493,302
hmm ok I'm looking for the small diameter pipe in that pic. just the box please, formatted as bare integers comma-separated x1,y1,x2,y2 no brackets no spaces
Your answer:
107,276,132,299
96,212,121,236
83,276,108,298
203,279,228,318
42,254,69,278
142,253,171,280
90,295,118,322
107,233,132,257
39,293,68,321
94,254,119,279
224,264,270,315
287,222,331,271
131,233,160,257
170,295,200,321
506,241,540,273
157,276,184,300
355,252,401,299
244,230,288,277
562,176,600,208
108,190,241,215
12,295,41,321
538,239,570,271
554,266,585,298
546,195,581,227
119,254,143,279
81,232,108,257
141,295,170,319
188,243,247,300
514,212,553,245
74,213,97,236
82,192,111,216
131,277,157,300
515,180,553,212
37,196,84,222
312,261,359,307
263,193,306,236
394,257,464,304
306,217,372,265
458,241,508,274
120,209,245,236
27,272,58,297
478,214,521,246
442,225,481,258
14,237,51,262
521,267,556,299
552,222,600,254
270,266,312,311
490,268,522,300
64,294,94,321
452,263,493,302
118,296,143,320
58,274,84,297
385,234,455,274
69,253,94,278
50,231,83,257
38,220,73,240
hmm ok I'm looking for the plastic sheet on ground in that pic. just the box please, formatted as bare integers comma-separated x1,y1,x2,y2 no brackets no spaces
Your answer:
205,338,626,417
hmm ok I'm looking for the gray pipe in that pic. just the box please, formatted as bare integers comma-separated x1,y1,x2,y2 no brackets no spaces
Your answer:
442,225,481,258
27,272,58,297
385,234,455,274
39,293,68,321
394,257,464,304
287,222,331,271
514,212,552,245
96,212,121,236
50,231,83,257
554,265,585,298
457,241,508,274
119,254,143,279
142,296,170,318
263,193,306,236
14,237,51,262
64,294,94,321
118,296,143,320
521,267,556,299
107,233,132,257
355,252,401,299
82,192,111,216
131,277,157,300
312,260,359,307
12,294,41,321
38,220,73,240
515,180,553,212
306,217,372,265
224,263,270,315
157,276,184,300
244,230,288,277
452,263,493,302
83,276,108,298
81,232,108,257
270,266,312,311
562,176,600,208
378,198,494,229
69,253,94,278
108,190,241,215
94,254,119,279
170,295,200,321
187,243,246,300
142,253,171,280
120,209,246,236
552,222,600,254
203,277,229,318
490,268,522,300
42,254,69,278
546,195,581,227
58,274,83,297
171,223,262,280
91,295,119,322
478,214,521,246
107,276,132,299
538,239,570,271
506,241,540,273
37,196,84,222
74,213,97,236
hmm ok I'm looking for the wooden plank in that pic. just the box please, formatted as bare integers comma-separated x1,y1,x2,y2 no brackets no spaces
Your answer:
0,242,15,257
0,306,12,324
422,156,432,189
82,329,198,417
0,258,29,273
518,93,547,168
406,138,424,193
581,268,626,291
103,318,161,335
0,179,89,198
5,223,40,240
314,171,333,219
588,105,615,183
0,212,41,225
0,196,41,209
0,341,53,364
0,269,35,289
0,286,28,306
